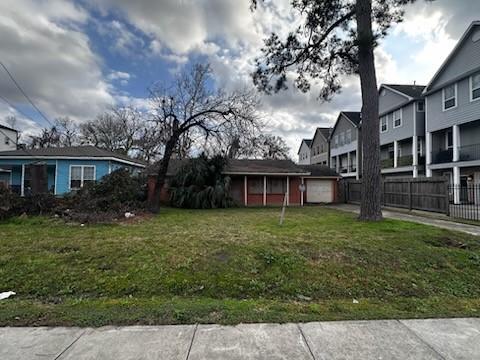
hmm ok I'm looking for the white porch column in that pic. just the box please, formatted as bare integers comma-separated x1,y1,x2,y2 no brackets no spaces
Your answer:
426,132,432,177
347,152,351,173
412,135,418,178
301,177,304,206
21,164,25,197
263,176,267,206
244,175,248,206
453,125,460,162
393,140,399,168
286,176,290,206
453,166,461,204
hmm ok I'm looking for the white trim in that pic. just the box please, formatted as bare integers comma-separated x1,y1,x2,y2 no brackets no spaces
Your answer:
286,176,290,206
54,160,58,195
442,83,458,111
392,108,403,129
244,176,248,206
300,177,304,206
380,115,388,133
263,175,267,206
69,164,96,191
0,156,145,168
469,72,480,102
223,171,310,176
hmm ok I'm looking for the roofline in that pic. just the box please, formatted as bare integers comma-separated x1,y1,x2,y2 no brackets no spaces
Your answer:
0,155,146,168
380,84,413,100
297,139,312,154
0,124,18,132
424,21,480,93
312,127,330,143
223,171,311,176
330,111,360,139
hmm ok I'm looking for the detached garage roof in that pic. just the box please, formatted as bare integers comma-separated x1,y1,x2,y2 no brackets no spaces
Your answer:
151,158,339,178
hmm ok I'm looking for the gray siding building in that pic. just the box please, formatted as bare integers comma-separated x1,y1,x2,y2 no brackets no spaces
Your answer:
329,112,362,179
378,84,426,178
310,127,331,166
424,21,480,203
297,139,312,165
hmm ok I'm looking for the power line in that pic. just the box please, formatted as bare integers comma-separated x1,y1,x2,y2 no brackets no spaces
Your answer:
0,94,41,126
0,61,54,127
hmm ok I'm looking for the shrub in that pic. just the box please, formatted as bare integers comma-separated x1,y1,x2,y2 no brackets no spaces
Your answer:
169,154,236,209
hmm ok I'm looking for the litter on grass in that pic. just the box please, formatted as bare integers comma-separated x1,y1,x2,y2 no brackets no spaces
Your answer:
0,291,16,300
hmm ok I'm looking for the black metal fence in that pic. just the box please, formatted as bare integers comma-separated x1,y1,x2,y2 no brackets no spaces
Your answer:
448,184,480,221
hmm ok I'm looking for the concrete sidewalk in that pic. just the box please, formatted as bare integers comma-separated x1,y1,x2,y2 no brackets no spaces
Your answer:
1,318,479,359
328,203,480,236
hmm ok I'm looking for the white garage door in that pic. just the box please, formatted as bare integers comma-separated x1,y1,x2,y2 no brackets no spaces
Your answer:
306,179,333,203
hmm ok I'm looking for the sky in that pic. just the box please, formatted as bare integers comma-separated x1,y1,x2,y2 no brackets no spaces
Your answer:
0,0,479,157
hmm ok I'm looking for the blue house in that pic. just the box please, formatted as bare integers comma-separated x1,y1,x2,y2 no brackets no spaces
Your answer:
0,146,145,196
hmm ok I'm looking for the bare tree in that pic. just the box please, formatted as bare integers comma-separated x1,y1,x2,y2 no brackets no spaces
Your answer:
80,106,142,154
29,127,61,149
55,117,78,146
148,63,261,212
251,0,425,221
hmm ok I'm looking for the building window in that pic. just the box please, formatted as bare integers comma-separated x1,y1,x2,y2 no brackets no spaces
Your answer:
267,178,286,194
417,101,425,112
470,72,480,101
334,135,338,147
380,116,387,133
346,129,351,143
339,132,345,146
70,165,95,190
443,84,457,110
5,136,9,145
393,109,402,128
320,144,324,153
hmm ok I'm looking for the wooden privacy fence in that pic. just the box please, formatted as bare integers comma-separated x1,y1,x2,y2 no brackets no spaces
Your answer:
344,177,450,215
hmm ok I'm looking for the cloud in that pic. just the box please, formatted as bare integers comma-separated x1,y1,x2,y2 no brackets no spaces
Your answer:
0,0,114,135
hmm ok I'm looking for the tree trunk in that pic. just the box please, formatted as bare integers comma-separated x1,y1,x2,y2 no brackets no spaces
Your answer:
356,0,382,221
149,134,179,213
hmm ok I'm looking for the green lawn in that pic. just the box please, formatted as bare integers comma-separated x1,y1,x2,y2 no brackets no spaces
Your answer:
1,207,480,326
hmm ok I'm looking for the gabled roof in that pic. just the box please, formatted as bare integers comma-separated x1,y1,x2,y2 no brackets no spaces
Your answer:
0,145,146,167
424,21,480,93
300,164,339,177
329,111,361,139
382,84,426,99
312,127,331,143
0,123,18,132
297,139,312,154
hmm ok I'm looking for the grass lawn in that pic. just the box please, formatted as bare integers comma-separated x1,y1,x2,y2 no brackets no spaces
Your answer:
1,207,480,326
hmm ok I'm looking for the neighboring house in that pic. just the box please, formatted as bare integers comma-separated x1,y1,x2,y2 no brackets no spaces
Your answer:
0,124,18,152
310,127,331,166
297,139,312,165
424,21,480,203
378,84,426,178
147,159,340,206
329,111,362,179
0,146,145,195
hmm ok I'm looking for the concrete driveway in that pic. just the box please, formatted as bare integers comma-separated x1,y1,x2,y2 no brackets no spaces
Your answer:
1,318,479,359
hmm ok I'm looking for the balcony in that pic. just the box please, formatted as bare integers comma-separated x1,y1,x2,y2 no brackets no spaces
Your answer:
381,158,394,169
459,144,480,162
432,149,453,164
397,155,413,167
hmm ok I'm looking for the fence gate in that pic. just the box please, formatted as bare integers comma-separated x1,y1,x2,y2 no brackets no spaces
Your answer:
344,177,449,215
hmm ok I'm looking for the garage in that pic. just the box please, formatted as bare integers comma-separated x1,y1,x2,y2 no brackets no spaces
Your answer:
306,179,334,203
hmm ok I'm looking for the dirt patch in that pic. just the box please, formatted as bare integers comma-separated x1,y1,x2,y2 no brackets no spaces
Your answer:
424,236,469,249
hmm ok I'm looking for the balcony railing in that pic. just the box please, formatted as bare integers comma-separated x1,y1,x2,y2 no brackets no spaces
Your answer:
432,149,453,164
381,158,394,169
459,144,480,162
397,155,413,167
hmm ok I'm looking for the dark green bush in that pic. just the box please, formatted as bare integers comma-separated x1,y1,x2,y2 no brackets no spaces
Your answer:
169,154,235,209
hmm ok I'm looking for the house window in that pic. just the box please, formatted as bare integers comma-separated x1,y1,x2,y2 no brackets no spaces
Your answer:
5,136,9,145
339,132,345,146
334,135,338,147
380,116,387,133
316,146,320,155
417,101,425,112
267,178,286,194
320,144,324,153
70,165,95,190
443,84,457,110
346,129,352,143
470,72,480,101
393,109,402,128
